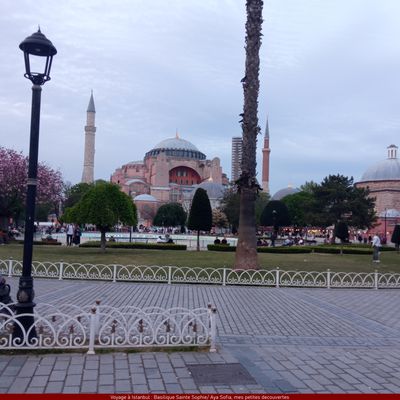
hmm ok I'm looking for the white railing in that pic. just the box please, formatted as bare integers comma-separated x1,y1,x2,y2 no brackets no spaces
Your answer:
1,259,400,289
0,301,217,353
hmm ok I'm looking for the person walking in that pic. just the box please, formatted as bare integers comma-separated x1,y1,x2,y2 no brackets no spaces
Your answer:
372,233,381,263
66,224,74,246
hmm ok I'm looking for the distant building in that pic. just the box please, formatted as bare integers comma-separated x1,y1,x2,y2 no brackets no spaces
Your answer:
271,185,300,201
111,134,228,218
355,144,400,237
231,137,242,182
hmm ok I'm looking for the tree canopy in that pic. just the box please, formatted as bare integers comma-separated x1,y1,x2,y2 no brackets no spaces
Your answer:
260,200,291,230
63,182,137,251
0,146,64,226
282,191,315,227
153,203,186,227
311,174,376,229
221,187,269,230
187,188,212,251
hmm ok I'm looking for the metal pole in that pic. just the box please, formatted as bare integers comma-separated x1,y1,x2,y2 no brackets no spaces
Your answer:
14,84,42,341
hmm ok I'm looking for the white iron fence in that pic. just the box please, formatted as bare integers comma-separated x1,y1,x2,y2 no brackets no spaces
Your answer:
1,259,400,289
0,301,217,353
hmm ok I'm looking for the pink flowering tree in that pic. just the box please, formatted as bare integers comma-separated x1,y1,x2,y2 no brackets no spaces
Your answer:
0,146,64,227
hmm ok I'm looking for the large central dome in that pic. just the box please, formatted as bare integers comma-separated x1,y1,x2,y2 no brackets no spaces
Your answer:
359,144,400,182
145,135,206,160
153,137,199,152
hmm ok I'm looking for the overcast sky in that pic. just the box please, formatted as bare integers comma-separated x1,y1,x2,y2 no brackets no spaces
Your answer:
1,0,399,195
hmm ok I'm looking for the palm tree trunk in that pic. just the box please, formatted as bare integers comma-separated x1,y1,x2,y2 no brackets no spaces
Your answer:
234,0,263,270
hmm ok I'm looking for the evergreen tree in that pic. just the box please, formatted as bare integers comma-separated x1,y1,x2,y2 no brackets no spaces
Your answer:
187,188,212,251
391,225,400,252
153,203,186,228
334,220,349,254
260,200,291,235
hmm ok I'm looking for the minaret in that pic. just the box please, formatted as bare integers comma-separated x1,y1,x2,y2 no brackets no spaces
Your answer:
261,118,271,194
81,91,96,183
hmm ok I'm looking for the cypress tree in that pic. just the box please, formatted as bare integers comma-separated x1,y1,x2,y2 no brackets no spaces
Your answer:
187,188,212,251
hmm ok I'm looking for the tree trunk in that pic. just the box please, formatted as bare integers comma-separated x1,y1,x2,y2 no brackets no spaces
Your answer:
100,229,107,252
196,230,200,252
234,0,263,270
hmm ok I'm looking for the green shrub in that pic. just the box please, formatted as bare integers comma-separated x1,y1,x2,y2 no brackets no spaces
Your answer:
16,240,62,246
207,244,312,254
207,244,236,252
258,246,312,254
80,241,187,250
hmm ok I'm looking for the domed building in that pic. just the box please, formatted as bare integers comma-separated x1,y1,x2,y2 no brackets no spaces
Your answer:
183,179,227,211
111,133,228,214
355,144,400,236
271,185,300,201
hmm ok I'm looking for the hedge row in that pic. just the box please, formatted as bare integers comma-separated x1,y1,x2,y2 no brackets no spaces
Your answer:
16,240,62,246
207,244,384,255
80,241,187,250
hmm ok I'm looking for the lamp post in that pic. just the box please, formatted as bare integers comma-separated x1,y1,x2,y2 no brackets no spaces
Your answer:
14,28,57,341
384,209,387,245
271,209,277,247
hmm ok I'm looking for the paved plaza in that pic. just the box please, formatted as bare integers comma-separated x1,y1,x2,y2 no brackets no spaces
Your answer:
1,277,400,394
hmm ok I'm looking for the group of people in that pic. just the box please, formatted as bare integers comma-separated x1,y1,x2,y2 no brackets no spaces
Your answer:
156,234,174,244
66,224,82,246
214,236,228,245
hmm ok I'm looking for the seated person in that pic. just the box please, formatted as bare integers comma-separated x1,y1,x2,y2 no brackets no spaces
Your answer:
156,236,166,243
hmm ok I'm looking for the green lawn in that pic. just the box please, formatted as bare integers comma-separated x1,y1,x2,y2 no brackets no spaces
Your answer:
0,243,398,273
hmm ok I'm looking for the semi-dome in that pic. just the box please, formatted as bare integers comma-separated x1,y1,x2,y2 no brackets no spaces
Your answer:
133,194,158,202
145,135,206,160
272,186,300,201
360,144,400,182
194,180,226,199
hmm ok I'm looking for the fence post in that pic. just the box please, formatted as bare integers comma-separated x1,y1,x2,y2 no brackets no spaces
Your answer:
374,270,378,290
87,307,97,355
8,258,13,277
327,269,331,289
276,268,280,288
168,266,172,285
59,260,64,280
222,268,226,286
209,306,217,353
113,264,117,283
94,300,101,337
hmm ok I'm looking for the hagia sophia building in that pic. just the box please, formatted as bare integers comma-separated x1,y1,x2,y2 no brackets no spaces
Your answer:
81,93,399,233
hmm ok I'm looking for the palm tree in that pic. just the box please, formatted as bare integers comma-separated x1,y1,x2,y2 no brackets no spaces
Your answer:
234,0,264,270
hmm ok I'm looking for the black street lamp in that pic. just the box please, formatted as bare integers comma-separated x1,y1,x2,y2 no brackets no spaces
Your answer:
14,28,57,341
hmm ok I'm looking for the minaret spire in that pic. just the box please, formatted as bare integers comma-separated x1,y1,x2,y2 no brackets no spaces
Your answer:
81,91,96,183
261,117,271,194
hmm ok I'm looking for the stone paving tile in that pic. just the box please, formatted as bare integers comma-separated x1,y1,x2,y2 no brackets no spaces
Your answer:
2,280,400,394
81,380,98,393
45,381,64,393
62,386,81,393
7,377,30,393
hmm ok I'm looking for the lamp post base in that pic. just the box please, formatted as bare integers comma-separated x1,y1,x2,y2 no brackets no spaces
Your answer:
13,276,37,342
